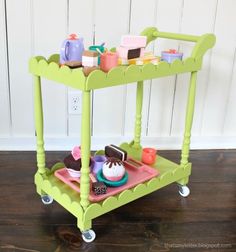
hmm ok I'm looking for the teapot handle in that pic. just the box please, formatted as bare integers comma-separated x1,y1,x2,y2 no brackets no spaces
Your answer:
61,41,70,62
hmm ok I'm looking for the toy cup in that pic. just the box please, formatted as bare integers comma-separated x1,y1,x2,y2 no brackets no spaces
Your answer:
89,45,105,65
100,52,118,72
92,155,107,175
142,148,156,165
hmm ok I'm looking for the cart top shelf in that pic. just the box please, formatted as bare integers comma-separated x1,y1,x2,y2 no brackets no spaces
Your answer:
29,27,215,91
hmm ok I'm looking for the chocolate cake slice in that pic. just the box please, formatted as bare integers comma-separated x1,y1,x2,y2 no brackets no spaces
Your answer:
105,145,127,161
92,182,107,195
64,154,92,171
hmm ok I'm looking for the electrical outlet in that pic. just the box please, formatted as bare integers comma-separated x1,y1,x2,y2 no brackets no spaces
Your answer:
68,91,82,114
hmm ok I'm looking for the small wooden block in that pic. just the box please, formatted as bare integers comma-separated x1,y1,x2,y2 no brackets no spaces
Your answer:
64,61,82,68
92,182,107,195
83,50,99,57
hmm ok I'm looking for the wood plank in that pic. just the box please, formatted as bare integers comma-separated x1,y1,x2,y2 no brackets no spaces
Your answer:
0,150,235,250
33,0,67,137
147,0,184,137
6,0,34,136
201,0,236,136
92,0,130,138
223,48,236,135
0,0,10,136
124,0,157,137
171,0,217,137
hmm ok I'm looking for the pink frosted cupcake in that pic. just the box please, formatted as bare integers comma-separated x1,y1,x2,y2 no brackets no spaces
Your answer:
102,158,125,181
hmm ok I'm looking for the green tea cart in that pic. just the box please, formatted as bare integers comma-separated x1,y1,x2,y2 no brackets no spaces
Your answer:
29,27,215,242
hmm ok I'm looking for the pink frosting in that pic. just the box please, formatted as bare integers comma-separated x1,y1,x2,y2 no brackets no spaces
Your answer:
71,146,81,160
103,174,124,181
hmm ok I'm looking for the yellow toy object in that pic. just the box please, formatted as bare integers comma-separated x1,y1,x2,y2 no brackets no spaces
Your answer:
119,52,160,66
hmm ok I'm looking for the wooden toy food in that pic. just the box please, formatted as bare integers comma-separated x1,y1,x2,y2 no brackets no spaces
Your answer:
64,146,92,177
117,35,147,60
82,50,99,67
105,144,127,161
92,182,107,195
102,157,125,181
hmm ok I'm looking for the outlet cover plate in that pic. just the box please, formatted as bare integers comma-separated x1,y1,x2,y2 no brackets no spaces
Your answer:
68,91,82,114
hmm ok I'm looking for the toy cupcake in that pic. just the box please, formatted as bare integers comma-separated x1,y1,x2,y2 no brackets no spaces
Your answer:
64,146,92,178
102,157,125,181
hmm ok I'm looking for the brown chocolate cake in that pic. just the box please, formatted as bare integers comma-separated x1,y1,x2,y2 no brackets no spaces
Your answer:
64,154,92,171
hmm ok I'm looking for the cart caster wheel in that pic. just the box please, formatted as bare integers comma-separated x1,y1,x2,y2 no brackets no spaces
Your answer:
41,195,53,205
82,229,96,243
178,185,190,197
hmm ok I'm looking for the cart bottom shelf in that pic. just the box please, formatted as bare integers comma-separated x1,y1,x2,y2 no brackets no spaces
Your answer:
35,152,191,225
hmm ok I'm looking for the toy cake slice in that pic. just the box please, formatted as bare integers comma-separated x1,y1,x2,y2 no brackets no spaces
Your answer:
105,144,127,161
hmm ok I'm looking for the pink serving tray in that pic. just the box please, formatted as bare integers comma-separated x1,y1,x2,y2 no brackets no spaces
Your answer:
54,157,159,202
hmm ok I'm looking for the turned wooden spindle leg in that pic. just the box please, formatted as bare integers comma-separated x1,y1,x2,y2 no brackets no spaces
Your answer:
180,71,197,167
80,90,91,210
133,81,144,149
34,75,46,175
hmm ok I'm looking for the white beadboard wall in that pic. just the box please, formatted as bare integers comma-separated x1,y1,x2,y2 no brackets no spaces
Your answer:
0,0,236,150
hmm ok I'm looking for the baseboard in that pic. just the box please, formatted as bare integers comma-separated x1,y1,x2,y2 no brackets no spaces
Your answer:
0,135,235,151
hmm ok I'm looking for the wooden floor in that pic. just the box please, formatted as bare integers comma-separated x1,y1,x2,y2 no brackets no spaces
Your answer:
0,150,235,252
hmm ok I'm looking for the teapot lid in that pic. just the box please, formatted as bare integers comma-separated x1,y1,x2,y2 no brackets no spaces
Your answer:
68,33,78,40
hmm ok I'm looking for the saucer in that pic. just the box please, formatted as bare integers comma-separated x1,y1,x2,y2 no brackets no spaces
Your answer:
96,169,128,187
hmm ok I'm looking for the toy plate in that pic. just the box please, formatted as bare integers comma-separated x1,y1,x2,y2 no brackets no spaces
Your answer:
96,170,128,187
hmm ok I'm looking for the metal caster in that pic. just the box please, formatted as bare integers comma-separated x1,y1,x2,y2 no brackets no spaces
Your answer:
41,195,53,205
82,229,96,243
178,185,190,197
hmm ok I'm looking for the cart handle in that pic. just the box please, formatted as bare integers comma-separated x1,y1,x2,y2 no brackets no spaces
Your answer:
140,27,216,59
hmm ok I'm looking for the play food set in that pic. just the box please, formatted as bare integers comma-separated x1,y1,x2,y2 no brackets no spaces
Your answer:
161,49,183,63
59,32,185,76
92,182,107,195
29,26,216,242
117,35,147,60
102,157,125,181
105,144,127,161
60,33,84,64
82,50,99,67
64,146,92,177
54,156,159,201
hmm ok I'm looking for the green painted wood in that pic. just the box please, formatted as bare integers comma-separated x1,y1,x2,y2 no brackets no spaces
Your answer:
157,31,199,42
191,33,216,59
34,171,84,220
34,75,46,176
30,27,216,234
180,71,197,168
83,152,191,221
29,55,86,90
85,58,202,90
133,81,143,149
120,141,142,160
80,91,91,210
